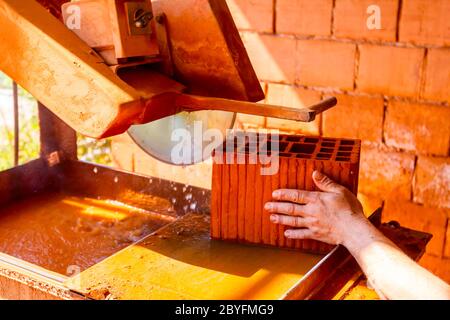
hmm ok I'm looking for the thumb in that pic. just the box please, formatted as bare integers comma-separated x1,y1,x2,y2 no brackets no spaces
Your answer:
312,171,344,193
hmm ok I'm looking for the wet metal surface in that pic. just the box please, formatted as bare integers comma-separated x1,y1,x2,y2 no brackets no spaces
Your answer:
0,193,175,275
66,212,324,300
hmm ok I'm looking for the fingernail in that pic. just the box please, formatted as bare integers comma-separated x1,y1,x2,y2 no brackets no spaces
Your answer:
313,171,324,179
265,203,273,211
272,190,281,198
270,215,278,223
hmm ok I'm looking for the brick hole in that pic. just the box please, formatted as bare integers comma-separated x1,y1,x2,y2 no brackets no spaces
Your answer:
296,154,312,159
321,142,336,148
337,152,352,157
304,137,320,143
259,141,289,152
279,142,289,152
340,140,355,146
280,152,293,158
320,147,334,153
290,143,317,155
317,153,332,160
336,157,351,162
257,150,274,156
339,146,353,152
285,136,302,142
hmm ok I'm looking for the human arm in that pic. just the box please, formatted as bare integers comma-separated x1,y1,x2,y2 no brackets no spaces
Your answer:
265,171,450,300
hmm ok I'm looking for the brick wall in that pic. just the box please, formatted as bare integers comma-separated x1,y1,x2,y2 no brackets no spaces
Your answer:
112,0,450,283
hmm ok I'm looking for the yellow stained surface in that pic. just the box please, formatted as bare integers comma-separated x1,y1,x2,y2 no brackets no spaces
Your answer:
343,283,380,300
67,213,324,300
0,193,175,275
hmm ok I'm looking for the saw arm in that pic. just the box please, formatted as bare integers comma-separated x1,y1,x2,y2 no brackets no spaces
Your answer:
0,0,337,139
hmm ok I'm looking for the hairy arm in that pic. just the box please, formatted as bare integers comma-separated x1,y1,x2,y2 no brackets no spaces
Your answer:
265,171,450,300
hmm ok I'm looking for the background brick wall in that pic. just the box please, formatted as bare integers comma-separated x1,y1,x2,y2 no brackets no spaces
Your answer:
112,0,450,283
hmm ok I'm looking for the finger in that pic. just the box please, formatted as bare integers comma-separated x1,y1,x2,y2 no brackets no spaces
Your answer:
312,171,345,194
272,189,319,204
269,214,309,227
265,202,312,217
284,229,314,240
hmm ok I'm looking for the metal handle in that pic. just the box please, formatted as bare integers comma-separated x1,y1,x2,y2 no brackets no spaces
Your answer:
176,94,338,122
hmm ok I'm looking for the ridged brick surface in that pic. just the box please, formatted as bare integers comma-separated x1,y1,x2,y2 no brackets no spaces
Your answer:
211,133,361,254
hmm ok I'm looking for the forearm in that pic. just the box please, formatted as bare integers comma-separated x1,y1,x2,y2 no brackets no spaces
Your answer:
344,221,450,300
268,172,450,299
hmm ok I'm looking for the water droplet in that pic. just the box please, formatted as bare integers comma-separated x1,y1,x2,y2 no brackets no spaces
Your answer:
114,176,119,183
190,203,197,210
93,167,98,174
185,193,193,201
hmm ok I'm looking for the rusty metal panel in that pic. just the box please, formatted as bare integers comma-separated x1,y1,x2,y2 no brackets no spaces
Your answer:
0,159,57,206
59,160,211,215
152,0,264,101
0,0,145,138
0,253,83,300
39,103,78,161
36,0,264,103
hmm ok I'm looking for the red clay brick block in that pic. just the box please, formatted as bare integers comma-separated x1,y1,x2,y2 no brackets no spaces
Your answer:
265,83,322,135
212,133,361,254
384,101,450,156
384,200,447,257
420,254,450,283
241,32,297,83
357,45,424,97
276,0,333,36
323,94,384,143
399,0,450,46
359,144,415,200
334,0,399,41
226,0,273,33
296,40,356,90
414,156,450,209
423,49,450,103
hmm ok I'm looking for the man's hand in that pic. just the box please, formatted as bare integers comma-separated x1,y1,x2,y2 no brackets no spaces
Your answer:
265,171,450,299
265,171,370,246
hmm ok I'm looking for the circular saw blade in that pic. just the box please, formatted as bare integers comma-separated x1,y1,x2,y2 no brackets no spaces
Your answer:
128,110,235,165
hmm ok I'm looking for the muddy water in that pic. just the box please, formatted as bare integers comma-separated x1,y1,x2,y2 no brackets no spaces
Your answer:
0,193,176,275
